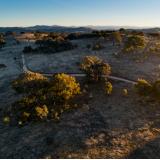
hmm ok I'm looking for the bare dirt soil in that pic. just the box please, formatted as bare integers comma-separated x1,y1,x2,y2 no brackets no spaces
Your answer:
1,37,160,158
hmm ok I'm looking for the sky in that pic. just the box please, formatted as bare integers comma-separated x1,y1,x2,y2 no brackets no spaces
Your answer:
0,0,160,27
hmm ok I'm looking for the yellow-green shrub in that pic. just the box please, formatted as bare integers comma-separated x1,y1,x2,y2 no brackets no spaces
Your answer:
12,71,48,93
135,79,152,96
123,89,128,96
80,56,111,81
135,79,160,103
148,42,160,54
50,73,81,102
12,96,49,123
11,73,82,124
3,116,10,125
123,35,146,53
105,81,113,95
35,105,48,119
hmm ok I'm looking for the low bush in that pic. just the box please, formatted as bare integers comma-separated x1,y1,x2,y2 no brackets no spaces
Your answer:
123,35,146,53
10,73,81,124
35,105,49,119
135,79,152,96
135,79,160,103
148,42,160,54
12,95,49,122
49,73,81,102
105,81,113,95
35,39,76,53
3,116,10,124
123,89,128,96
12,71,49,93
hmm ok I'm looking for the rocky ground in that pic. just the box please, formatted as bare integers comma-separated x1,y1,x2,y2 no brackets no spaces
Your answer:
1,37,160,158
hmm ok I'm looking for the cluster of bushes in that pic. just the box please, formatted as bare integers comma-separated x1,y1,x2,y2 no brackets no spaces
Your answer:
34,31,99,41
48,32,67,40
147,33,160,39
80,56,111,81
80,56,113,95
92,30,115,38
148,42,160,54
135,79,160,100
33,31,119,41
66,30,120,40
12,71,48,93
36,39,76,53
129,31,145,36
66,32,102,40
0,33,6,49
23,39,76,54
122,35,146,53
10,72,81,124
5,54,114,126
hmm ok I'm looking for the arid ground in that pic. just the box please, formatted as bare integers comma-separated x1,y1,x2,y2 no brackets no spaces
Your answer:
1,36,160,158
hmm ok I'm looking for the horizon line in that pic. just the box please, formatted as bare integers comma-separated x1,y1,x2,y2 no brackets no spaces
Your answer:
0,24,160,29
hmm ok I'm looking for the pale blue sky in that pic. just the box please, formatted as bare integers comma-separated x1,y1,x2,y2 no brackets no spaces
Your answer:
0,0,160,27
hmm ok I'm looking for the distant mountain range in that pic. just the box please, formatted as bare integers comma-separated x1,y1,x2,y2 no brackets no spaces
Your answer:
88,25,160,33
0,25,160,33
0,25,92,33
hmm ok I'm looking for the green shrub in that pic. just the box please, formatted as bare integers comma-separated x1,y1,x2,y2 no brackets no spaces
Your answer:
80,56,111,81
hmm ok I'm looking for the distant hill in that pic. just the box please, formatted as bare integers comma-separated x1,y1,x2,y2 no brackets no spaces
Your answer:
0,25,92,33
88,26,160,33
140,28,160,33
0,25,160,33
